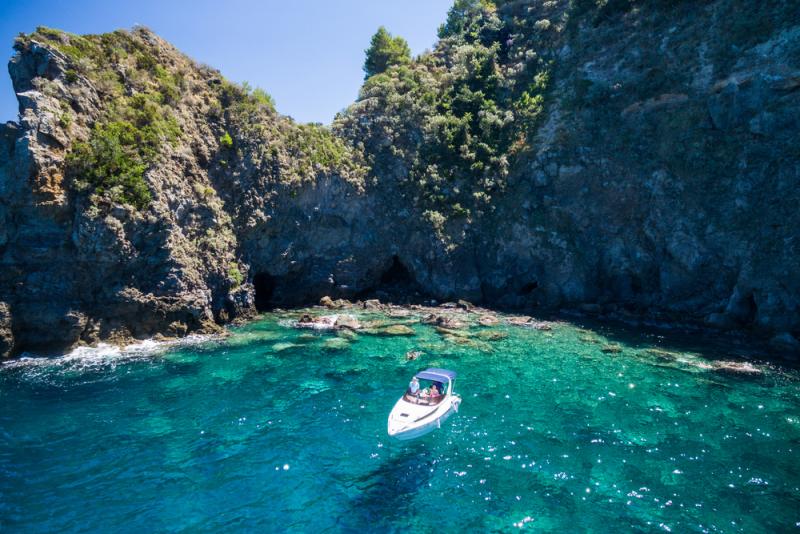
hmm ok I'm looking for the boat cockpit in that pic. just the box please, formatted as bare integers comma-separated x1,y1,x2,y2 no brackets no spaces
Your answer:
402,370,454,406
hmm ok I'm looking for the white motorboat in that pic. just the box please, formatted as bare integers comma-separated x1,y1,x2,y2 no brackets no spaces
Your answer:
387,368,461,440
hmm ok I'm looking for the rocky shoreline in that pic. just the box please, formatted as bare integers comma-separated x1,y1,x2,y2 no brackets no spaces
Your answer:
256,297,799,371
273,297,800,366
7,295,795,376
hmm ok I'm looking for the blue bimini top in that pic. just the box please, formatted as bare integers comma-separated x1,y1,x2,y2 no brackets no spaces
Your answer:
415,368,457,382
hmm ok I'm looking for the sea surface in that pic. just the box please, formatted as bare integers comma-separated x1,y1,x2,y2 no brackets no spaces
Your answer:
1,309,799,532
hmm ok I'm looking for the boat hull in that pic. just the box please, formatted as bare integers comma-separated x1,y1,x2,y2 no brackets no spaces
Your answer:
387,395,461,440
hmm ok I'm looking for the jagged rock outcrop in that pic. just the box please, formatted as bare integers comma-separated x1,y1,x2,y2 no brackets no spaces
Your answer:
0,0,798,358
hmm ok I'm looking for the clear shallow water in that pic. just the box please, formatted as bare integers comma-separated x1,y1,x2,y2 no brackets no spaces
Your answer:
1,310,799,532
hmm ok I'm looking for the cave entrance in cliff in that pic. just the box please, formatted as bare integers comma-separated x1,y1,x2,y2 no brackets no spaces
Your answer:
253,272,276,311
518,281,539,295
381,255,414,286
359,255,426,303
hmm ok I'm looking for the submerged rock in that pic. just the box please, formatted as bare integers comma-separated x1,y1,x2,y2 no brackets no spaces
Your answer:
478,315,499,326
423,314,466,329
476,330,508,341
601,345,623,354
337,329,359,341
441,335,494,353
378,324,415,336
334,315,361,330
272,342,301,352
322,337,350,351
645,348,686,361
506,316,554,331
435,326,472,338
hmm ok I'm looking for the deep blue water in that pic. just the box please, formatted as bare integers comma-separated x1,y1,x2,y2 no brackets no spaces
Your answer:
1,309,798,532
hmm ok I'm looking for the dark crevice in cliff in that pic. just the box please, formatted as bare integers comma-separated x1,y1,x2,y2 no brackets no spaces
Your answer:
380,255,414,286
518,281,539,295
742,293,758,324
357,255,428,303
253,272,276,311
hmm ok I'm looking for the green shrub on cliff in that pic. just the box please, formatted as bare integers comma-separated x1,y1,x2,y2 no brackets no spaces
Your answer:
228,264,244,288
68,121,152,209
219,131,233,148
250,87,276,111
67,90,181,209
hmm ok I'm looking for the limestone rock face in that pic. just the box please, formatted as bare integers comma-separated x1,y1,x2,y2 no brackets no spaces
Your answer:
1,3,799,357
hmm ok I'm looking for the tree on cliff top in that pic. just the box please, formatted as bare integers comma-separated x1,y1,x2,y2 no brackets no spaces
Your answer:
363,26,411,80
438,0,496,38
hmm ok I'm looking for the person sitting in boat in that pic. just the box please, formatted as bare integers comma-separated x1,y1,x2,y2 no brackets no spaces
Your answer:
421,384,442,405
408,377,420,397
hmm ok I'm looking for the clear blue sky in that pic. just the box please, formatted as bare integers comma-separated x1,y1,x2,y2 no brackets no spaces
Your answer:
0,0,452,124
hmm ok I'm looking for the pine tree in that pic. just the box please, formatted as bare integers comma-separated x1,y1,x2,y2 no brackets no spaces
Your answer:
363,26,411,80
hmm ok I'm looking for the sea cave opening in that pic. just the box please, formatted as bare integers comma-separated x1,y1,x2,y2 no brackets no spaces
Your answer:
518,281,539,295
380,255,415,286
357,255,426,303
253,272,276,311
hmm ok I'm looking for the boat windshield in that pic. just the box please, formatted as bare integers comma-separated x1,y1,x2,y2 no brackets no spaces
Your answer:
403,378,448,406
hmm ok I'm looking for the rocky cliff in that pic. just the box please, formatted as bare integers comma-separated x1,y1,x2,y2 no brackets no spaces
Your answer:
1,0,798,358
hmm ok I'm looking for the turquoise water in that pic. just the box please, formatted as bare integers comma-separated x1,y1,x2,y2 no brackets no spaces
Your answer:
1,309,799,532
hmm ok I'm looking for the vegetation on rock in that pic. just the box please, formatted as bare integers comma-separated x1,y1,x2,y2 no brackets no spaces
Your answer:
20,27,184,209
363,26,412,80
336,0,553,218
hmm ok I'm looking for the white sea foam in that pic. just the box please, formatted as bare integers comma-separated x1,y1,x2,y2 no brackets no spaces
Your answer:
1,334,218,373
